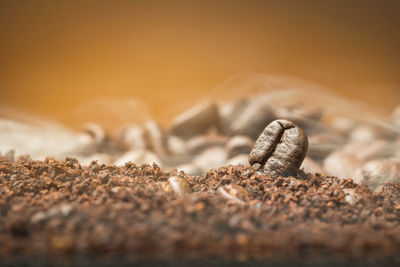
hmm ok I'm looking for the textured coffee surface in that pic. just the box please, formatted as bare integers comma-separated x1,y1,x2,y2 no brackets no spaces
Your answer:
249,119,308,177
1,157,400,266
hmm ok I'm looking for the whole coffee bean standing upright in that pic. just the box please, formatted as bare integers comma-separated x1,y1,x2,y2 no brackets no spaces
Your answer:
249,119,308,178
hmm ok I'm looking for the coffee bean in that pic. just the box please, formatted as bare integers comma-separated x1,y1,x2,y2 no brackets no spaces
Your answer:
166,135,187,156
350,125,393,144
81,123,107,144
219,98,249,135
226,135,254,158
143,121,168,156
229,96,274,139
392,105,400,130
167,176,191,196
342,189,361,205
186,134,227,155
353,159,400,190
226,154,249,166
355,139,393,161
117,124,147,151
249,119,308,178
170,102,220,138
217,184,249,204
307,133,345,161
327,116,356,136
272,104,322,133
301,157,324,174
193,146,227,173
176,164,202,176
323,151,363,179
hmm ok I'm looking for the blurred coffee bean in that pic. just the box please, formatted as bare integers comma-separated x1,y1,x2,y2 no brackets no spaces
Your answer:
77,123,109,155
323,151,363,179
193,147,227,173
187,134,227,155
350,125,392,144
249,119,308,178
117,124,147,151
176,164,203,176
2,150,15,161
144,121,167,155
392,106,400,130
217,184,249,204
307,133,345,161
373,181,400,200
167,176,191,196
81,123,107,144
114,150,161,167
219,98,249,135
229,96,275,139
166,135,187,156
226,154,249,166
342,189,361,205
226,135,254,158
355,139,393,161
327,116,356,136
272,104,322,133
353,159,400,190
170,102,220,138
301,157,324,174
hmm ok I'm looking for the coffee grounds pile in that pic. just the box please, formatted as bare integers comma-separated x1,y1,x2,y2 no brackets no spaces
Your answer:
1,156,400,266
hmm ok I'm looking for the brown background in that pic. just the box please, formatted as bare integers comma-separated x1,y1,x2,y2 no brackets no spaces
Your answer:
1,0,399,128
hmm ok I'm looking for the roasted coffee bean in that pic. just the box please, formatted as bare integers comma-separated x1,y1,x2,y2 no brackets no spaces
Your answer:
353,159,400,190
81,123,107,144
117,124,147,151
219,98,249,134
272,104,322,133
226,135,254,158
307,133,345,161
217,184,249,204
226,154,249,166
249,119,308,178
327,116,356,136
170,102,220,138
143,121,167,155
166,135,187,156
229,96,274,139
187,134,227,155
392,105,400,130
193,146,227,173
355,139,393,161
176,164,202,176
301,157,324,174
167,176,191,196
350,125,393,144
342,189,361,205
323,150,363,179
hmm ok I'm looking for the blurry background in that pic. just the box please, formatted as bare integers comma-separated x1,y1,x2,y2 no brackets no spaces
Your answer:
1,0,399,129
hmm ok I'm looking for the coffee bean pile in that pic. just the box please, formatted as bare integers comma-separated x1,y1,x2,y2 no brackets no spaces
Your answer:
59,95,400,191
1,156,400,266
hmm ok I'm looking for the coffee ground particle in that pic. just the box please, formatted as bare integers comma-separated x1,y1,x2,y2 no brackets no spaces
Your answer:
0,156,400,266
